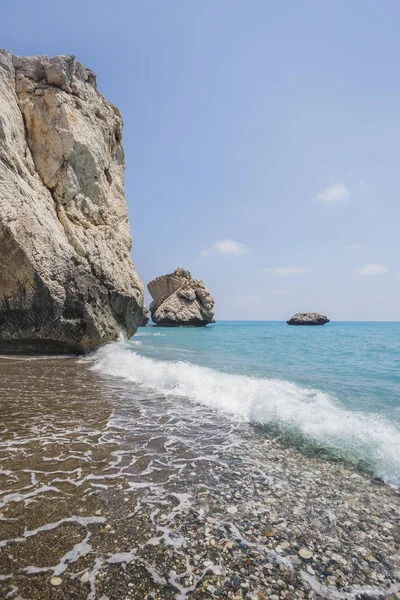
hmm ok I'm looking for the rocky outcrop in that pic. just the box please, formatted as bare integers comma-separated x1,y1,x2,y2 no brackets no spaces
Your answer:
148,268,215,326
0,50,144,353
287,313,330,326
140,305,150,327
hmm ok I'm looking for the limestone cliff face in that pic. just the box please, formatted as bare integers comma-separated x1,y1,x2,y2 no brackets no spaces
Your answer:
148,268,215,326
0,50,143,353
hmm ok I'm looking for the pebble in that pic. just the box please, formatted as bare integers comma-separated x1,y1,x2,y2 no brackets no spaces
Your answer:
306,565,315,575
50,577,62,586
80,570,90,583
227,505,238,514
299,548,313,560
225,541,235,550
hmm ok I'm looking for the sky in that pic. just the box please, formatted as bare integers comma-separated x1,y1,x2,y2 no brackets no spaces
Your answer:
2,0,400,320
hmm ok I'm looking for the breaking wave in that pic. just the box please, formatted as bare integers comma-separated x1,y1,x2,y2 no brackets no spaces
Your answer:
91,341,400,487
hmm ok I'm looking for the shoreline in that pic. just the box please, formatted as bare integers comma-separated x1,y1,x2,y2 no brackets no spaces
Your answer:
0,356,399,599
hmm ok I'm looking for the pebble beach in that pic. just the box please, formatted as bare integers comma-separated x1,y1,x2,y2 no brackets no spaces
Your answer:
0,355,399,600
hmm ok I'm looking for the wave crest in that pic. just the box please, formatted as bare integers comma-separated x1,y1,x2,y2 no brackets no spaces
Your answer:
91,342,400,487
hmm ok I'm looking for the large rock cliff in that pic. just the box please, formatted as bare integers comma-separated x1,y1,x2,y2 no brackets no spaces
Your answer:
0,50,143,353
148,268,215,326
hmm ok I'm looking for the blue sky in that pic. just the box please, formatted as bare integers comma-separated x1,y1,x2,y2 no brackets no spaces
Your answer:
2,0,400,320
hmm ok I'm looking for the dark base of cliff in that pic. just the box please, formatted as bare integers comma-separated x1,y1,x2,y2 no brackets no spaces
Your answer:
152,319,214,327
286,322,327,326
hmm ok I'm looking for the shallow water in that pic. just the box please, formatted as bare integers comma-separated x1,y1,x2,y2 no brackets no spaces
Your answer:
94,322,400,487
0,355,262,597
0,328,399,599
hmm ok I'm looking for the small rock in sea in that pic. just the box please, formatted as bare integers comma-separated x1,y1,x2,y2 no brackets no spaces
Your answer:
287,312,329,326
299,548,313,560
50,576,62,586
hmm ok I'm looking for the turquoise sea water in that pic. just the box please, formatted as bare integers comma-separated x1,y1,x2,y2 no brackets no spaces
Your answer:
92,321,400,486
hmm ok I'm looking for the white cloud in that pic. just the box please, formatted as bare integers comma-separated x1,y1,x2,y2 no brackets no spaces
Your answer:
265,267,312,276
214,239,248,255
344,243,361,251
201,239,248,257
315,183,349,205
357,264,388,276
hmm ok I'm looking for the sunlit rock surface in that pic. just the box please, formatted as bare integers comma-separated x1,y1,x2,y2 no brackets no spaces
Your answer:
148,267,215,326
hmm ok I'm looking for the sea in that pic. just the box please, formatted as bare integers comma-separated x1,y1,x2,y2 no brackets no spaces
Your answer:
93,321,400,488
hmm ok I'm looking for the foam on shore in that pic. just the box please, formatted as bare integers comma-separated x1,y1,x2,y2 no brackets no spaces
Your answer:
91,341,400,487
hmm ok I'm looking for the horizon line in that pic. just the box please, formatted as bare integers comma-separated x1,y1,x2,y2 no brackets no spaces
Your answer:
209,319,400,323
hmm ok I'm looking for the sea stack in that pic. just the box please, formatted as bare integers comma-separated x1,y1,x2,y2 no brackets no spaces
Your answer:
287,313,330,326
0,50,144,353
148,267,215,326
140,305,150,327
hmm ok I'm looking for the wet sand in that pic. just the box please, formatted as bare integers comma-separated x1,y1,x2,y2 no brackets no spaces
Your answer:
0,356,399,599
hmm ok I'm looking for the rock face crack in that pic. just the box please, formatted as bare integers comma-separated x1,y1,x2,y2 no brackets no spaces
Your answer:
0,49,144,353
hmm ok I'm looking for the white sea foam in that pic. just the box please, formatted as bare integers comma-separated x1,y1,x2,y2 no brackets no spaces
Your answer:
135,332,166,337
91,343,400,487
